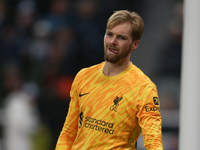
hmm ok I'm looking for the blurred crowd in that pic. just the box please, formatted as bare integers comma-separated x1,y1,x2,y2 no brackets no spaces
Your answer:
0,0,183,150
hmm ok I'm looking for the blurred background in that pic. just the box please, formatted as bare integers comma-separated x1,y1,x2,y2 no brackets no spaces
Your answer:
0,0,183,149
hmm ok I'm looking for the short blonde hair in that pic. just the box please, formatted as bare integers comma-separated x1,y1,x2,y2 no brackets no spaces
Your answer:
106,10,144,40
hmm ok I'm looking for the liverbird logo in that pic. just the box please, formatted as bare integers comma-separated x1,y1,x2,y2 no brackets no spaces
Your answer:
110,96,123,112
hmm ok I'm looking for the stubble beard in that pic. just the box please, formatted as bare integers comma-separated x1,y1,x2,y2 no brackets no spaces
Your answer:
104,45,132,64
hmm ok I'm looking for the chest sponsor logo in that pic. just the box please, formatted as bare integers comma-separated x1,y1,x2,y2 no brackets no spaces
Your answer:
110,96,123,112
79,112,114,135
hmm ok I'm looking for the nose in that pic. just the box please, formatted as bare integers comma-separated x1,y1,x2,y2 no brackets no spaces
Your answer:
110,36,117,45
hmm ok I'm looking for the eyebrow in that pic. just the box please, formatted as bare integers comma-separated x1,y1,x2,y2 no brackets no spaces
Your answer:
106,30,128,38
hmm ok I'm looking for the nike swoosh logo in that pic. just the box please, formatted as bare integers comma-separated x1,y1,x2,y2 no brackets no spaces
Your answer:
79,93,90,97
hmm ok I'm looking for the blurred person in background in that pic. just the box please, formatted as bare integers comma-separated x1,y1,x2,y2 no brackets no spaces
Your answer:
0,0,7,27
15,0,38,38
43,0,74,33
0,0,39,81
156,1,183,110
158,1,183,79
73,0,104,68
2,62,40,150
35,25,77,149
20,19,52,84
51,26,80,76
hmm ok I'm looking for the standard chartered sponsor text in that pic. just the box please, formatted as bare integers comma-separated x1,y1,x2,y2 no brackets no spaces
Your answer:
84,116,114,135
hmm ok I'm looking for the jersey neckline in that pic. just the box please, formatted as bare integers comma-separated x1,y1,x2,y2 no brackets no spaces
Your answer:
100,62,134,80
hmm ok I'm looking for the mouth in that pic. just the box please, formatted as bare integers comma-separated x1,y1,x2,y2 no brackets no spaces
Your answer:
108,47,119,54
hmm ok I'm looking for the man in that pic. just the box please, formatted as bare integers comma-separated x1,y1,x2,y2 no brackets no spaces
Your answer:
55,10,163,150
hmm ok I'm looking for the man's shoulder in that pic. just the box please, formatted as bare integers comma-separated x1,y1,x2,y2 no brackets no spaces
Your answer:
82,62,104,72
75,62,104,78
129,64,155,85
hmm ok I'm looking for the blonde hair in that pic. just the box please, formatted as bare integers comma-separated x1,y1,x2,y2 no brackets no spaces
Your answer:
106,10,144,40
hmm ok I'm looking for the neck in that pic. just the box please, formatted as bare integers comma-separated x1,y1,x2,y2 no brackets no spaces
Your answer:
103,60,131,76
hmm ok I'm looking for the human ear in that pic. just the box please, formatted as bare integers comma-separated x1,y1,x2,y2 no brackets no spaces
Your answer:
131,40,140,51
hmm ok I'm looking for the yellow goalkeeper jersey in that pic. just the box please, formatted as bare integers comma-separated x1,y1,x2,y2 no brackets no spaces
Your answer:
56,62,163,150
